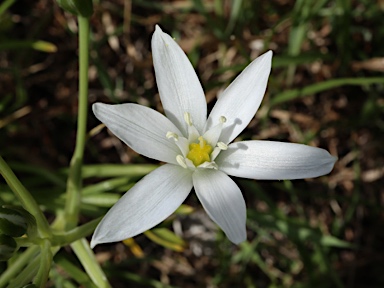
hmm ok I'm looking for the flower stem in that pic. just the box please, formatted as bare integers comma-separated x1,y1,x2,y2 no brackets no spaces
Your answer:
64,15,90,230
0,156,51,238
61,15,111,287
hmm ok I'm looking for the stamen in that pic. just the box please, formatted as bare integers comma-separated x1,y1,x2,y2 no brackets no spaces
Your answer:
176,155,188,169
199,162,218,170
187,125,200,143
217,142,228,150
210,147,220,161
185,158,195,168
166,131,179,141
184,112,193,126
183,112,199,142
175,113,229,169
202,116,228,148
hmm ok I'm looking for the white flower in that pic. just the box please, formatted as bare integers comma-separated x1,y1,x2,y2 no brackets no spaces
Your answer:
90,25,336,247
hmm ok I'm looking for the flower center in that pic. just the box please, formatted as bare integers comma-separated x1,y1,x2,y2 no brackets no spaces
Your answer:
166,112,227,170
186,136,213,166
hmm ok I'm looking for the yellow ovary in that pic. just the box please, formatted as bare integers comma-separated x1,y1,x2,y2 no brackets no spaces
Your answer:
186,136,213,166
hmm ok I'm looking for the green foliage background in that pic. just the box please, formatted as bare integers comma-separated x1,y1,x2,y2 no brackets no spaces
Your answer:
0,0,383,287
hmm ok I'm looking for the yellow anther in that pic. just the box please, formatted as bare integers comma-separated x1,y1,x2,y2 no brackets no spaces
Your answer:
219,116,227,123
186,137,213,166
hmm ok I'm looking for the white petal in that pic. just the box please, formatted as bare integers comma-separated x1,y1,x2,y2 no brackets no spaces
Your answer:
93,103,182,165
91,164,193,247
192,169,246,244
216,140,337,180
202,121,224,147
152,25,207,136
206,51,273,144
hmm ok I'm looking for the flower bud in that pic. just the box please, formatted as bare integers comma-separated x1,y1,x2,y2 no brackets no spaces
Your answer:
56,0,93,17
0,207,28,237
0,234,17,261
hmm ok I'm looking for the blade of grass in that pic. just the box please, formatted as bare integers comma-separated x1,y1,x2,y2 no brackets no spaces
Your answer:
54,252,98,288
82,177,132,195
67,164,158,178
144,228,187,252
9,162,66,188
82,193,120,207
0,246,39,287
0,40,57,52
225,0,243,36
0,156,52,238
271,77,384,106
0,0,15,16
247,210,352,248
71,239,111,288
286,0,311,85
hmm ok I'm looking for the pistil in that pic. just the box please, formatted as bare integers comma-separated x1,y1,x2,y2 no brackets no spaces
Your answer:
166,113,228,169
186,136,213,166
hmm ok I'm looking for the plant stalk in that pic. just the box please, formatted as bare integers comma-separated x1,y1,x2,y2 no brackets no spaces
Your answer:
63,15,90,230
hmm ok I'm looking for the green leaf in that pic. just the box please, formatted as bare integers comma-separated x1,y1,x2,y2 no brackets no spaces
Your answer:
1,206,37,239
0,0,16,17
54,252,98,288
0,234,17,261
82,193,120,207
74,164,158,178
174,204,194,215
56,0,93,17
248,211,352,248
0,40,57,53
144,228,187,252
0,207,28,237
271,77,384,106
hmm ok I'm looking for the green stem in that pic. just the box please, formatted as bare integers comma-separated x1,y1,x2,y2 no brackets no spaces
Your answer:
63,15,90,230
33,239,52,288
7,257,39,288
61,16,110,288
0,245,39,287
52,217,102,247
55,253,98,288
0,156,51,238
71,239,111,288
